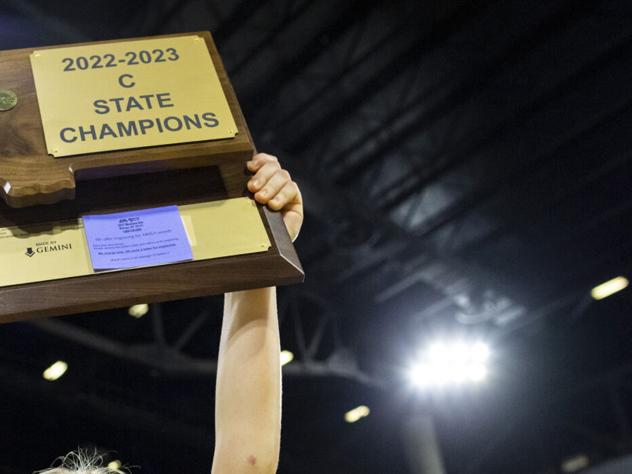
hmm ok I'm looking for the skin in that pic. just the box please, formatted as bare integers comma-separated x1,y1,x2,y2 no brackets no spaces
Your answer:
40,154,302,474
211,153,303,474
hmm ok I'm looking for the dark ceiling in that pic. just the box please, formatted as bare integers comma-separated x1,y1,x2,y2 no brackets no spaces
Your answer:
1,0,632,473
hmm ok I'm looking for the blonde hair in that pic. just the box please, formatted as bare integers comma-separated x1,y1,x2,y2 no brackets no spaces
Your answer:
35,449,127,474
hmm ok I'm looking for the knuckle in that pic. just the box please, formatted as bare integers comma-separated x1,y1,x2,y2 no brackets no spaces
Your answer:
276,170,289,181
286,182,298,195
253,153,268,164
263,162,277,173
259,153,277,163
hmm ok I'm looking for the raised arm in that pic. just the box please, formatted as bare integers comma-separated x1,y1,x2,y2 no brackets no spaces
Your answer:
212,154,303,474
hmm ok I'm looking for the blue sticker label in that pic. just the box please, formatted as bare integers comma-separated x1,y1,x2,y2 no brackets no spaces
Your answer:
83,205,193,270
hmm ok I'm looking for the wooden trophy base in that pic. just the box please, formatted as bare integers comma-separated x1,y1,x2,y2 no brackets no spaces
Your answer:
0,32,304,323
0,167,303,324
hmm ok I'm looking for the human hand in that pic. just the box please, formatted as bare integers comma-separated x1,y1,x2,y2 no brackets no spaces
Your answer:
247,153,303,242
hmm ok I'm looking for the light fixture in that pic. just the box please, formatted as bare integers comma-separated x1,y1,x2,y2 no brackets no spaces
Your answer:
591,276,628,300
43,360,68,381
408,339,490,389
280,350,294,366
344,405,370,423
128,303,149,318
561,454,589,473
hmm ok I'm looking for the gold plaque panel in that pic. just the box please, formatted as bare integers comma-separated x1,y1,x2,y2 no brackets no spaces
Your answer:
30,35,237,157
0,197,270,288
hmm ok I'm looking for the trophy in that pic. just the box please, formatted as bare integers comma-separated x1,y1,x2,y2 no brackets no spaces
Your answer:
0,32,304,324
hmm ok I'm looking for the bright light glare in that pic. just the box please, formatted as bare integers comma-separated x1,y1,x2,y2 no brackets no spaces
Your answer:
280,350,294,366
591,276,628,300
128,303,149,318
470,342,490,362
469,363,488,382
43,360,68,381
107,460,122,471
344,405,370,423
408,340,490,389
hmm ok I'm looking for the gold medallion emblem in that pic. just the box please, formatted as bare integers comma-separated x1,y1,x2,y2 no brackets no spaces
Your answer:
0,89,17,111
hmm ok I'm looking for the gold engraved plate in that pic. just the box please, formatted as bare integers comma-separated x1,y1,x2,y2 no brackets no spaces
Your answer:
30,35,237,157
0,221,93,287
0,198,270,288
179,197,270,261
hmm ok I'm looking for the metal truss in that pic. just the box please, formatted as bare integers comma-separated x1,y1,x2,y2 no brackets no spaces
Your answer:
276,0,632,337
246,1,571,328
28,288,381,387
0,332,363,474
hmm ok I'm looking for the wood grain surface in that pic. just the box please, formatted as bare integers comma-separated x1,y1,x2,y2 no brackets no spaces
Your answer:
0,168,305,323
0,32,305,322
0,209,303,324
0,31,253,208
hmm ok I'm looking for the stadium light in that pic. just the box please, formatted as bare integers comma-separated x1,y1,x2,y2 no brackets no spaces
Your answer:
280,350,294,366
591,276,628,300
128,303,149,318
561,454,589,473
43,360,68,381
344,405,370,423
408,339,490,389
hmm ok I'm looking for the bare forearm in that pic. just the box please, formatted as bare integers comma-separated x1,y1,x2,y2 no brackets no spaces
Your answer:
212,287,281,474
211,153,301,473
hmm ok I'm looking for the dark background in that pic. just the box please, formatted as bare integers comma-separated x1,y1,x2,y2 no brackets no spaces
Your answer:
1,1,632,473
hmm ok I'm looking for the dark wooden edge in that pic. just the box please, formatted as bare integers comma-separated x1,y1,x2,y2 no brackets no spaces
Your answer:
0,249,303,324
261,206,304,275
5,182,77,209
0,202,304,324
